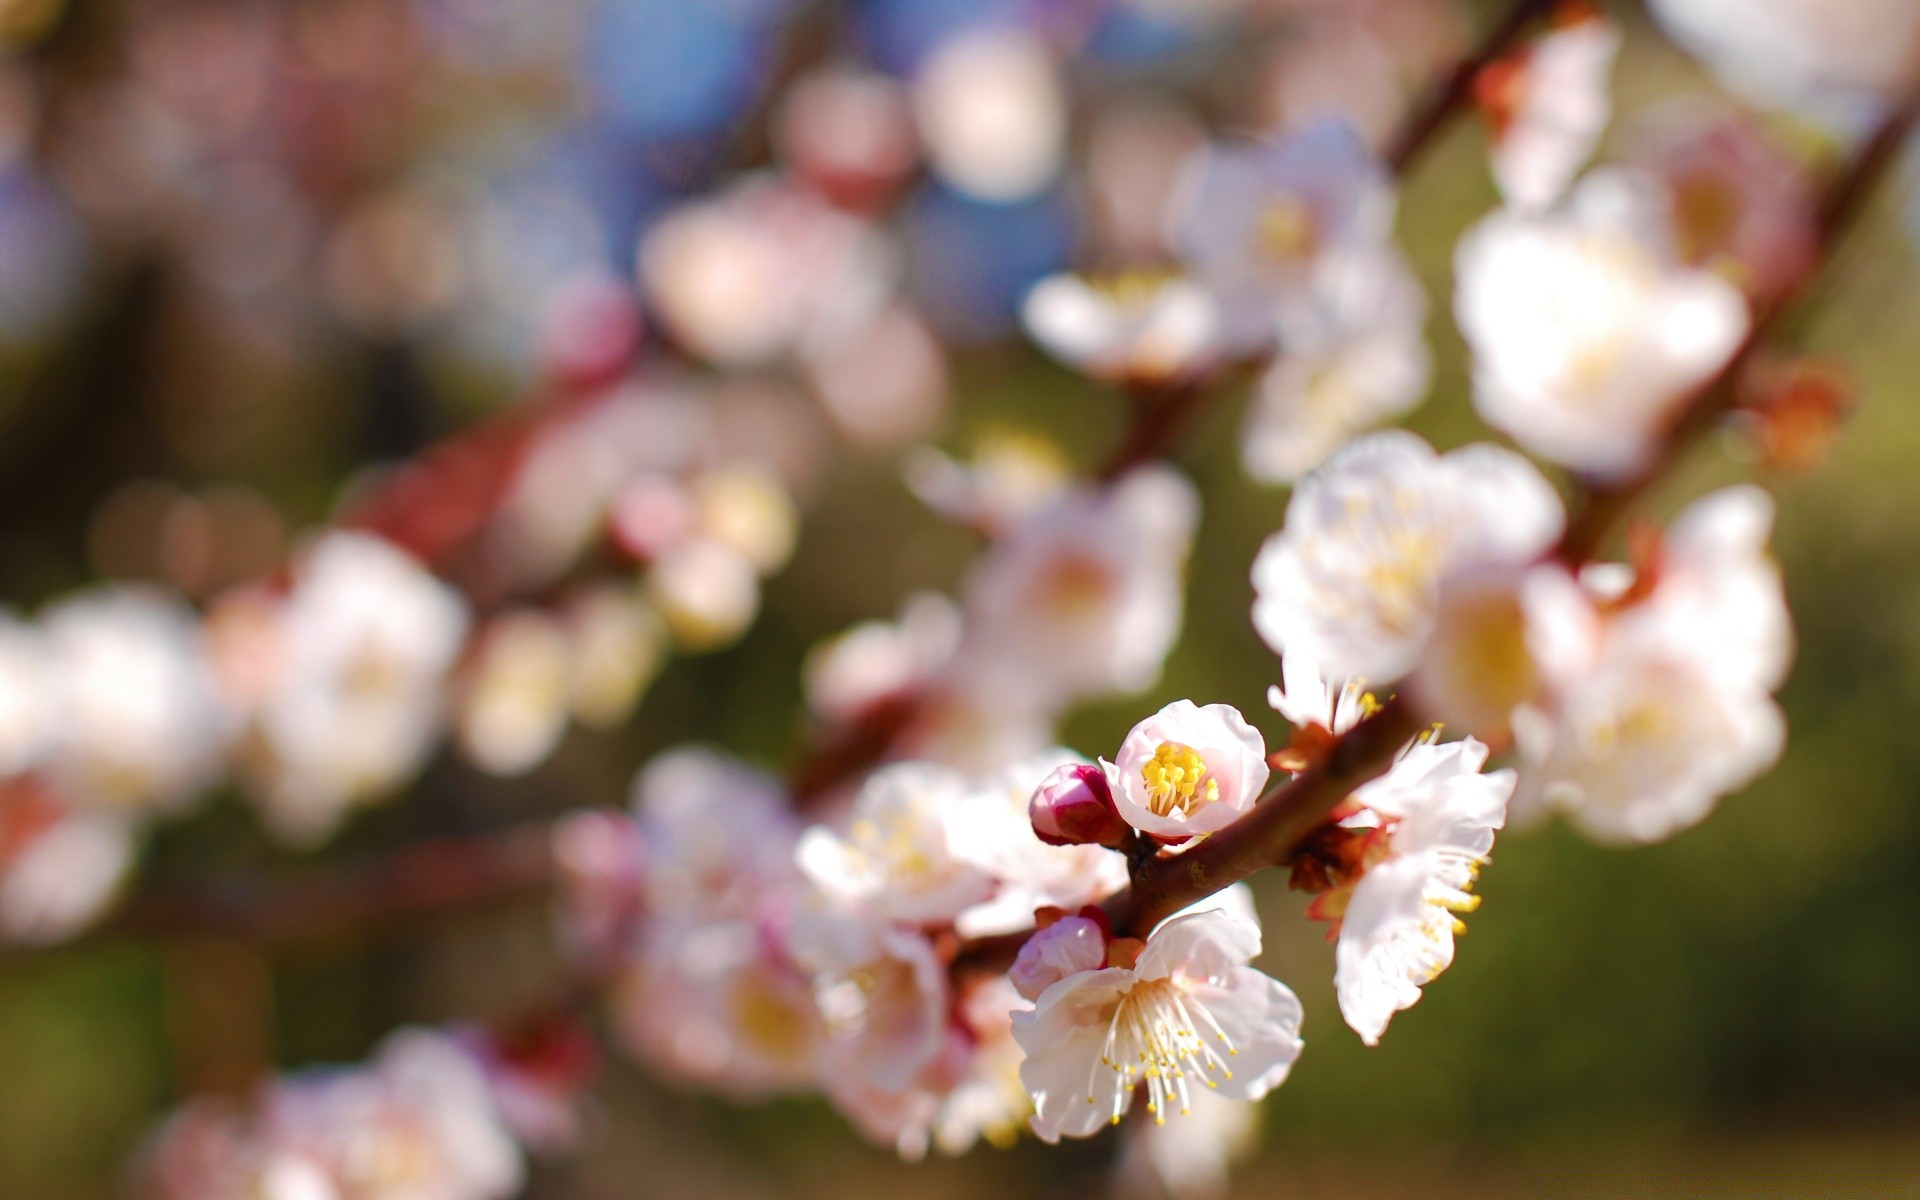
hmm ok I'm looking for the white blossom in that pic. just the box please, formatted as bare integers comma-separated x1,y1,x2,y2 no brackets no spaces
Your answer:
260,1028,525,1200
1251,430,1564,684
1320,737,1515,1045
796,762,995,926
804,592,961,724
913,28,1066,203
458,610,572,777
0,783,134,944
631,746,800,921
615,915,823,1100
947,751,1130,938
1455,169,1751,480
1267,652,1376,739
789,909,951,1149
242,533,469,846
1170,117,1396,350
40,586,233,816
1103,701,1270,841
1239,249,1431,484
960,466,1199,708
1513,486,1792,843
0,612,51,777
1012,896,1302,1141
1647,0,1920,114
1487,14,1621,212
1020,271,1223,385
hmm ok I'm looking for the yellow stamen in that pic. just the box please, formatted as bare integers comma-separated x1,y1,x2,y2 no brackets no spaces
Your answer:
1141,742,1218,818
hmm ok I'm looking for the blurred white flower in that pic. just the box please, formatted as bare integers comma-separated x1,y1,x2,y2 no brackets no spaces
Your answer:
1020,271,1223,386
1484,13,1621,212
789,909,951,1150
1117,1083,1260,1200
1240,249,1431,484
1103,701,1270,842
1251,431,1564,684
913,28,1066,202
458,610,572,777
776,66,918,209
630,745,800,921
639,178,893,368
947,751,1130,938
796,762,996,926
803,303,950,452
242,532,469,846
690,463,798,575
41,585,233,816
615,915,823,1101
929,978,1032,1156
904,427,1073,534
560,585,667,731
261,1028,525,1200
1012,902,1303,1141
804,592,962,725
1647,0,1920,114
551,808,646,962
1306,736,1513,1045
1513,486,1792,843
960,465,1199,706
142,1101,334,1200
647,536,761,653
1170,118,1396,349
0,780,134,944
1454,170,1751,480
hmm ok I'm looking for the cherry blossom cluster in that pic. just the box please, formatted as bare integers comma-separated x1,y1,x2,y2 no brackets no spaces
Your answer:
75,0,1920,1197
0,380,814,943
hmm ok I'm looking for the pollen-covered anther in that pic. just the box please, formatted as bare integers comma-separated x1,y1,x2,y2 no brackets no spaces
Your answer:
1141,742,1218,817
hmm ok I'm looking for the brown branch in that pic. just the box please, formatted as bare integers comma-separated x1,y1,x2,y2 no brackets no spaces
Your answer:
1,821,559,962
1382,0,1556,174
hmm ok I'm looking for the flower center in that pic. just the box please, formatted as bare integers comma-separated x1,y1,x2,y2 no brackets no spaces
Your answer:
1086,977,1239,1126
1141,742,1217,818
1256,196,1317,265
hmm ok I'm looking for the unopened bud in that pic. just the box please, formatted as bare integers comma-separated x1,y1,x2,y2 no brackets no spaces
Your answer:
1010,914,1107,1001
1029,762,1129,848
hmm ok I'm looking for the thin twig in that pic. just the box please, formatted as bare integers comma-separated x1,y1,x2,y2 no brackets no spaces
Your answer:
1382,0,1556,174
1,821,559,963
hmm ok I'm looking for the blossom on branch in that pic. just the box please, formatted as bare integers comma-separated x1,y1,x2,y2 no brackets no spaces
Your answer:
1012,889,1304,1141
1102,701,1270,841
1454,169,1751,481
1512,486,1792,842
1299,735,1514,1045
1251,430,1563,684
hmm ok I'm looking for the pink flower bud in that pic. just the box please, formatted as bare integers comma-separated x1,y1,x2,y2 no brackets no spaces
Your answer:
1010,915,1107,1001
1029,762,1129,848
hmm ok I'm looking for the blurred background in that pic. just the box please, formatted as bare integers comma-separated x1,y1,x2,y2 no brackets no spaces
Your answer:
2,0,1919,1196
